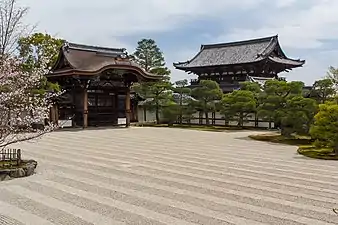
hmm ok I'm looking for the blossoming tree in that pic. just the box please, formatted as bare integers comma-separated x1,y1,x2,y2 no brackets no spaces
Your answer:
0,56,60,149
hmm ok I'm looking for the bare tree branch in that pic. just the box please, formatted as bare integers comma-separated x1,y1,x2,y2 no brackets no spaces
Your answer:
0,0,31,56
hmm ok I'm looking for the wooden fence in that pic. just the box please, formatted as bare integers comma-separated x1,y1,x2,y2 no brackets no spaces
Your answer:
0,149,21,168
138,108,276,129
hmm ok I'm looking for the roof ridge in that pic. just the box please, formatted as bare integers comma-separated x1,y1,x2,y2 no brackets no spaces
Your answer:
202,35,278,49
257,36,278,58
66,42,125,53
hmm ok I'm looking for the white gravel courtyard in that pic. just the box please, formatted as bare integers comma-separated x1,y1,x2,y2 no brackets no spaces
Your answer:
1,127,338,225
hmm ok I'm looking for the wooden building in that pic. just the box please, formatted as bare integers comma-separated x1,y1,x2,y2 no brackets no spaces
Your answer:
47,42,160,128
173,35,305,92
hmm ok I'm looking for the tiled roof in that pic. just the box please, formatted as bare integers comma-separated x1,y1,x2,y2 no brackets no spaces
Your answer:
67,43,125,55
49,42,161,80
174,35,305,69
267,56,304,66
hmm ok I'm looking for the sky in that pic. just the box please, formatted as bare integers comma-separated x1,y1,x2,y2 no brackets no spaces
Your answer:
20,0,338,85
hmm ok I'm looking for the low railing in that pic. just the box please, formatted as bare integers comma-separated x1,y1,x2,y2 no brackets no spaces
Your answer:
0,148,21,168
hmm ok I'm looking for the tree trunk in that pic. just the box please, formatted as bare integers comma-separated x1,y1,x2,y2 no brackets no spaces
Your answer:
205,112,209,125
179,98,183,125
238,113,243,127
334,144,338,156
155,106,160,124
281,127,292,138
143,107,147,122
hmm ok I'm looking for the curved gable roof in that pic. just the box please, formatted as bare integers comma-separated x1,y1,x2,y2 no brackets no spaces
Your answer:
49,42,161,81
174,35,304,70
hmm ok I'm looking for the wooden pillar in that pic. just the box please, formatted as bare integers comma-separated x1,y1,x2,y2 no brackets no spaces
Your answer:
125,87,131,127
114,92,118,125
50,105,56,124
83,88,88,128
55,104,59,126
72,88,76,127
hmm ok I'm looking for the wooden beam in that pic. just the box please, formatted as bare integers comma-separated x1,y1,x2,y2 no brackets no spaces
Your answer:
83,88,88,128
125,86,131,127
113,92,118,125
55,104,59,126
50,105,56,124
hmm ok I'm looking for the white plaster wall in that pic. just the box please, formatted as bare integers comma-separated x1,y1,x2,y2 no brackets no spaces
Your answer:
137,108,158,123
243,121,256,127
214,120,226,125
190,119,200,124
258,121,273,128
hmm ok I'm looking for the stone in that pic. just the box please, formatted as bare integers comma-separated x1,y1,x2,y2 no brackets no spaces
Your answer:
0,173,9,181
2,175,11,181
0,159,37,180
9,168,26,178
24,160,37,176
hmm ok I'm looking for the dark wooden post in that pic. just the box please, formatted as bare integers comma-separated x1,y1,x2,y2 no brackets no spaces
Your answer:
50,105,56,124
55,104,59,126
83,88,88,128
125,87,131,127
17,149,21,165
114,92,118,125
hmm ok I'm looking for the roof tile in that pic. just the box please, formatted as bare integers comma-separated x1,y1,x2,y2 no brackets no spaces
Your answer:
174,35,305,69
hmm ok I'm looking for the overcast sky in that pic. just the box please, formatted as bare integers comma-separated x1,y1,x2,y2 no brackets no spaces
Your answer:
21,0,338,85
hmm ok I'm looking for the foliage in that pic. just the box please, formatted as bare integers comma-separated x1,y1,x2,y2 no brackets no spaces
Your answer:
131,38,170,80
0,0,31,56
310,102,338,155
150,67,171,81
131,39,173,123
220,90,256,126
17,32,64,70
258,80,304,133
17,33,63,94
131,39,163,71
297,146,338,160
161,102,180,126
309,78,335,103
134,81,173,124
191,80,222,125
0,56,60,149
280,96,317,137
240,81,262,126
173,79,194,124
240,81,261,94
326,66,338,89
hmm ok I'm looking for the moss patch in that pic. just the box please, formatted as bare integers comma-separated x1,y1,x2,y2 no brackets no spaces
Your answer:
248,134,313,146
249,134,338,160
0,160,19,168
297,146,338,160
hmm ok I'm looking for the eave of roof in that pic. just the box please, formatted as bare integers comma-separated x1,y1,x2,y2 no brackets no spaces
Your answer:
267,56,305,67
49,42,161,81
173,35,305,71
47,66,160,80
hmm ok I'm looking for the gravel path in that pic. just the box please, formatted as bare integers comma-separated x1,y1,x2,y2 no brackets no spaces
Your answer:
1,127,338,224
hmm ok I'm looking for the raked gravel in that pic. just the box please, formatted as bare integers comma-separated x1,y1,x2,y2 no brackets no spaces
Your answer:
1,127,338,224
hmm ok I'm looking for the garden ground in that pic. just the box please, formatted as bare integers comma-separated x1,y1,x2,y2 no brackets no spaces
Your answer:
0,127,338,225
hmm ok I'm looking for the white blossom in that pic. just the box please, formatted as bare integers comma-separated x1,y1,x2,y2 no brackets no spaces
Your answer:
0,56,61,149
